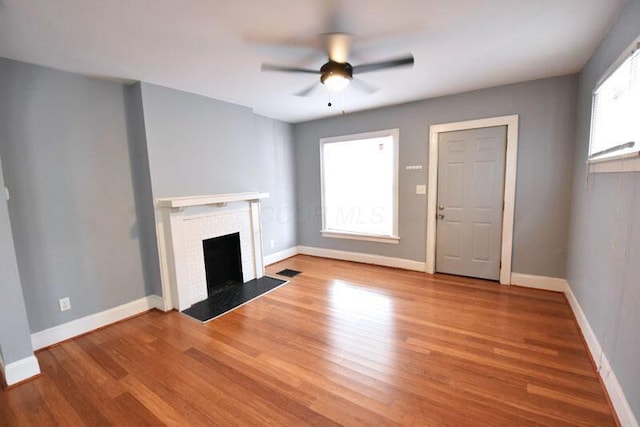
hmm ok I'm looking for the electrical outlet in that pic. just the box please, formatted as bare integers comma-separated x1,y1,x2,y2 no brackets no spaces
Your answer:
270,239,275,248
59,297,71,312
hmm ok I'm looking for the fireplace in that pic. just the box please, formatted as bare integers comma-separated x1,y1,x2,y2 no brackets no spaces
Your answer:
203,232,244,294
155,192,269,311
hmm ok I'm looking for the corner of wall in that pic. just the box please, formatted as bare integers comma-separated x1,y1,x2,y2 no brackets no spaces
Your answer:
564,279,639,427
123,83,163,297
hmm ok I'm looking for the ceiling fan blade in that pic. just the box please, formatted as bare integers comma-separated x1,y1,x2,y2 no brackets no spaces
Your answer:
261,63,320,74
323,32,351,63
294,82,321,97
350,78,379,95
352,55,414,74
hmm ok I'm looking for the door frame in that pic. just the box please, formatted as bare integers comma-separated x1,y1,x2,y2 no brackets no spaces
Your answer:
426,115,519,285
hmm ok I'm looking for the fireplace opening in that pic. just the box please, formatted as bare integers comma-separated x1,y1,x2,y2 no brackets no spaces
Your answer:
202,232,244,295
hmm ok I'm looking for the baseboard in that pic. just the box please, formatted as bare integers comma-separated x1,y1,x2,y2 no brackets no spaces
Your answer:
31,295,160,351
0,355,41,387
599,349,637,427
565,284,638,427
296,245,426,272
564,283,604,368
510,273,569,292
264,247,298,266
148,294,168,311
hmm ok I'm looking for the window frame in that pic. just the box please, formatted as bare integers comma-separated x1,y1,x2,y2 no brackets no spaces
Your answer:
319,128,400,244
588,35,640,173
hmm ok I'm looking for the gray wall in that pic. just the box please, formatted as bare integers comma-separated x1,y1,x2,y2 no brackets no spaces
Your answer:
0,157,34,364
293,75,578,277
140,83,259,198
139,83,297,254
254,115,297,253
124,83,163,296
566,0,640,419
0,58,148,333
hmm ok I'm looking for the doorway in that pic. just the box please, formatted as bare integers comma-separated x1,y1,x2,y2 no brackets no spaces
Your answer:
426,115,519,284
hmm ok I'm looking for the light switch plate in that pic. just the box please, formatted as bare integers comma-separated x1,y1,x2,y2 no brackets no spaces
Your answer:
416,185,427,195
4,187,9,201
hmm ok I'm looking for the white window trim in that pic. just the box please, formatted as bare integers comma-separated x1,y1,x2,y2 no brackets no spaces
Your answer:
587,34,640,173
588,153,640,174
319,128,400,243
320,230,400,244
426,115,519,285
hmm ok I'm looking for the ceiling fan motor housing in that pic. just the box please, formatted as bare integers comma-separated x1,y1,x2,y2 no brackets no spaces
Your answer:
320,61,353,84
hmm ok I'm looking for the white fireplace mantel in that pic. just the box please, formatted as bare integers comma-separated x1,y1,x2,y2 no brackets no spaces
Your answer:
155,192,269,311
156,192,269,209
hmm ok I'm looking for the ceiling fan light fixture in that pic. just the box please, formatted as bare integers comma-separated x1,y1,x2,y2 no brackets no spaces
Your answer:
260,32,414,99
322,74,351,92
320,60,353,92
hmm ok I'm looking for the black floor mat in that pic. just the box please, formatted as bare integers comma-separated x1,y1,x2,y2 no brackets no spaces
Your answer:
182,276,287,323
276,269,301,278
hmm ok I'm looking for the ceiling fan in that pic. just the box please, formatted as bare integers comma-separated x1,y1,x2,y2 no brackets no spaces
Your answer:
261,32,414,97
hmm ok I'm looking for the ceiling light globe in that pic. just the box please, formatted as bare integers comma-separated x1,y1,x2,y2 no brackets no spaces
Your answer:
323,74,351,92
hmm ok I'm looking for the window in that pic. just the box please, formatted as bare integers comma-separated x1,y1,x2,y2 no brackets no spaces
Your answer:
320,129,399,243
589,38,640,170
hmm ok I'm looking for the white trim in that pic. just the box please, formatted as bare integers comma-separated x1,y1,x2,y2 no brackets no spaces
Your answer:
30,296,159,351
319,128,400,241
155,192,269,209
250,200,266,277
156,210,175,311
588,150,639,164
426,114,519,285
148,294,167,311
0,355,41,386
599,354,638,427
589,155,640,174
320,230,400,244
297,245,426,272
565,283,639,427
264,246,299,266
510,273,569,292
565,283,602,369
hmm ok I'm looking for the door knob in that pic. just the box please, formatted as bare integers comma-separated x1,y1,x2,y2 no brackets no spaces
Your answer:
437,214,445,219
438,205,445,210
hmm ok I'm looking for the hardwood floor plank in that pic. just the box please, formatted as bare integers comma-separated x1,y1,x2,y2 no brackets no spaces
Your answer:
112,392,165,426
119,377,197,427
33,378,87,426
526,383,612,414
186,347,341,426
40,346,114,426
0,255,618,425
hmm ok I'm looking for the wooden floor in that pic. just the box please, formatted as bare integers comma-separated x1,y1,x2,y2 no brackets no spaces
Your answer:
0,255,617,426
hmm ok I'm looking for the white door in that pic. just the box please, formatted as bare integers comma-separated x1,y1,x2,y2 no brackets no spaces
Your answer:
435,126,507,281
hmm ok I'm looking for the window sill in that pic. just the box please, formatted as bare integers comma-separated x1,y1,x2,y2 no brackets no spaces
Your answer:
320,230,400,244
588,151,640,173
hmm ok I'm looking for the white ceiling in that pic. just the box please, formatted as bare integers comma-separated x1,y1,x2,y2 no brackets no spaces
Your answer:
0,0,626,123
